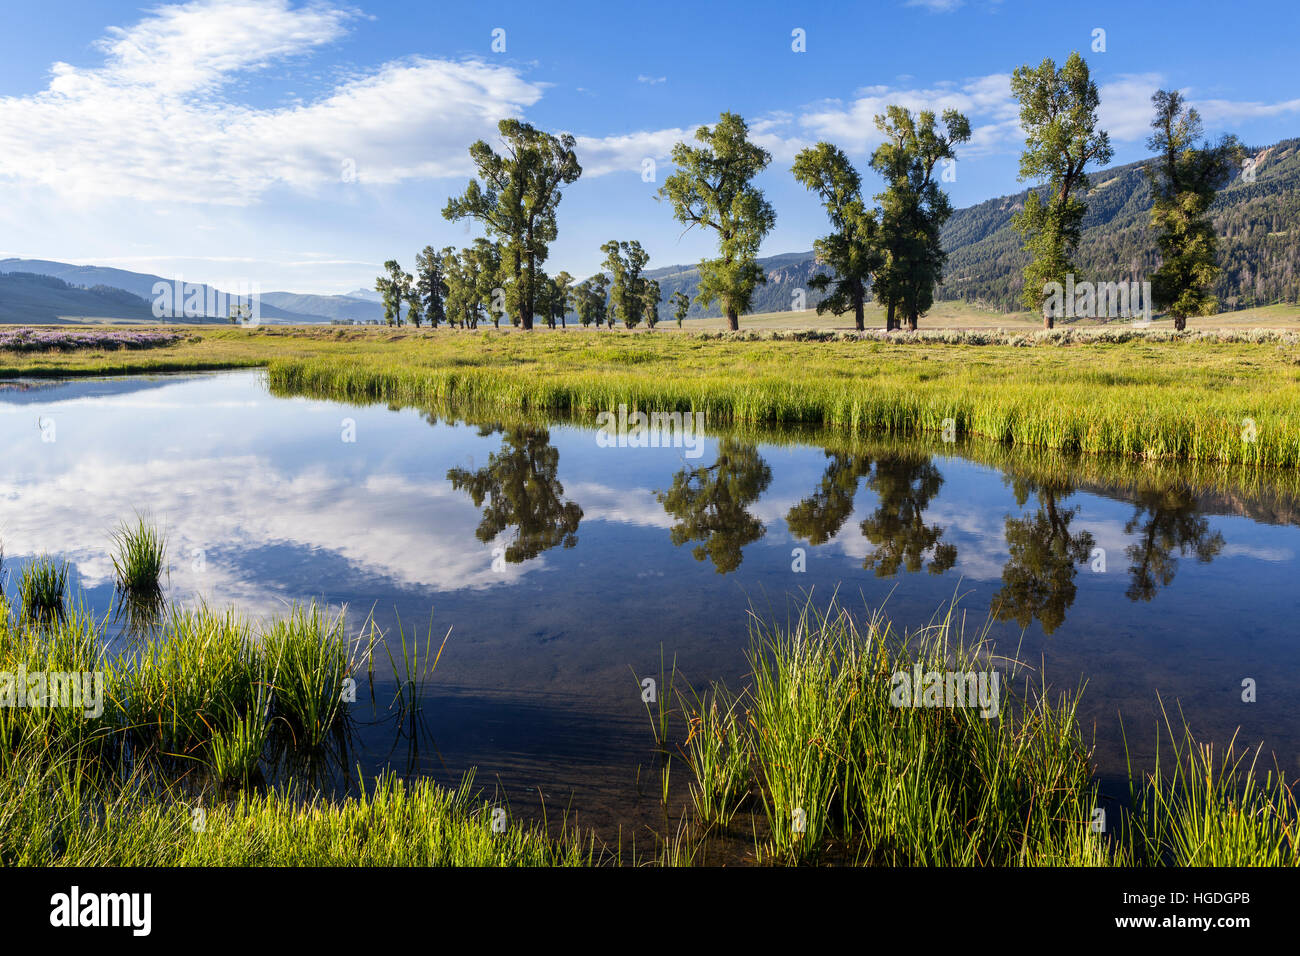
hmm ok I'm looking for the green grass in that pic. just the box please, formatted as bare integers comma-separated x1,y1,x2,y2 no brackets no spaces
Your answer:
0,756,593,866
17,555,68,626
664,599,1296,866
5,324,1300,466
110,514,167,630
260,327,1300,467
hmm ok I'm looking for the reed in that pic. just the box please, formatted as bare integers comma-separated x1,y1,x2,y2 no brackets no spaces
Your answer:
17,555,68,626
109,514,167,628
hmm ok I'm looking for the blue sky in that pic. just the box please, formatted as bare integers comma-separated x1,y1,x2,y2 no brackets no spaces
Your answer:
0,0,1297,294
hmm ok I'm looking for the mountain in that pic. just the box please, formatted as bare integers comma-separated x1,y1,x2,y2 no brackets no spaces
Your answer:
0,259,332,323
0,272,167,324
935,136,1300,311
260,291,384,322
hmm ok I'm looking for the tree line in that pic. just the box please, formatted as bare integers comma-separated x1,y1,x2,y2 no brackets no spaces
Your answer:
375,52,1247,333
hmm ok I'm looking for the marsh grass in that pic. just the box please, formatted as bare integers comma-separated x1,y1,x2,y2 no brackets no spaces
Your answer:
110,514,167,631
18,555,68,626
678,599,1110,864
0,750,593,866
1124,702,1299,866
265,330,1300,468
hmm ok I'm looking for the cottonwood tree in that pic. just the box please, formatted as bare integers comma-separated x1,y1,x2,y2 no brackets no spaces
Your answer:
441,250,474,328
443,119,581,330
659,112,775,331
793,141,884,331
601,239,650,328
573,275,609,328
642,278,662,328
869,107,969,331
468,238,503,328
1010,52,1113,328
549,270,575,328
414,245,451,327
1146,90,1244,330
669,289,690,327
375,260,411,326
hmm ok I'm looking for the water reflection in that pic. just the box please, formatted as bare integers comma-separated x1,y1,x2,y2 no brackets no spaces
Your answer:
7,371,1299,820
859,453,958,577
1123,485,1225,602
446,425,583,563
656,438,772,573
993,478,1095,635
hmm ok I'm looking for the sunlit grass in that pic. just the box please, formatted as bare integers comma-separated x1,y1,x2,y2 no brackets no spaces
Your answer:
17,555,68,626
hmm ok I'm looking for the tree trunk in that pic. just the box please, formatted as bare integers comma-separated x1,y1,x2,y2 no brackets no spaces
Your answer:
727,308,739,331
907,313,918,332
1173,315,1186,331
1043,314,1055,330
854,297,864,331
886,301,896,331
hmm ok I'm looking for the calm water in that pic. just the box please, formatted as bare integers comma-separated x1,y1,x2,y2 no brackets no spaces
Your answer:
3,370,1299,832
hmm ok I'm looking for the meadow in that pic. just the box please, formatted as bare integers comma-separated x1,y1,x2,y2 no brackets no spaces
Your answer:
6,322,1300,466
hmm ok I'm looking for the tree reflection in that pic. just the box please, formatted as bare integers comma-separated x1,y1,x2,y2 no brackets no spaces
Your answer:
993,478,1094,635
785,452,873,545
658,438,772,573
446,425,582,563
1124,484,1224,601
859,454,957,576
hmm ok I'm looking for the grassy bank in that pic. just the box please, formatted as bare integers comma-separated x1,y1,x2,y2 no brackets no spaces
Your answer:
266,327,1300,467
5,324,1300,466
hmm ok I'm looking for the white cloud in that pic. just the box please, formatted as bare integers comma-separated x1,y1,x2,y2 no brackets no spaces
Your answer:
798,73,1020,157
0,0,543,204
636,75,667,85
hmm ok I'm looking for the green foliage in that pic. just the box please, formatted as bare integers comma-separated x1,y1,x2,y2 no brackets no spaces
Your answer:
414,245,451,327
668,289,690,327
375,260,412,327
870,107,970,330
793,142,884,330
601,239,650,328
573,273,610,328
1010,52,1113,324
659,113,775,330
1147,90,1244,328
442,119,581,329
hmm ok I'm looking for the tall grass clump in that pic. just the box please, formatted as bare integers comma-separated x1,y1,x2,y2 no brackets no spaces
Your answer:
1125,708,1299,866
262,603,359,750
110,514,167,629
121,605,261,758
17,555,68,626
683,599,1110,865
